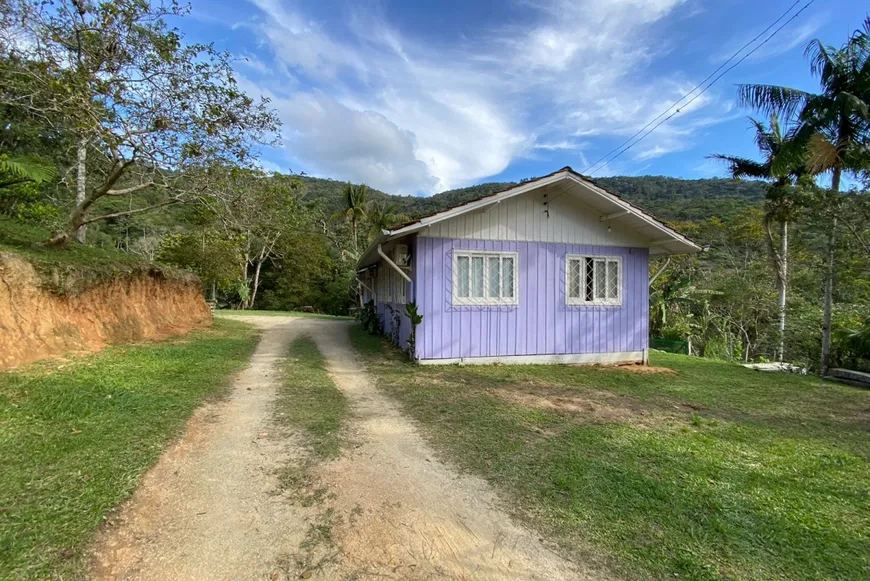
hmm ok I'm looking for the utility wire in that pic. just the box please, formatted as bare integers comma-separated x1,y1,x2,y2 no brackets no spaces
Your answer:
581,0,815,177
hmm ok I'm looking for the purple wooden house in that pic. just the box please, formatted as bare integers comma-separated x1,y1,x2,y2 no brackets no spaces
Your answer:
357,167,700,365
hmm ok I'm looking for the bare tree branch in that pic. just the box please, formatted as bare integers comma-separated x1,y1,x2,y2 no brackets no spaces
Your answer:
80,199,181,226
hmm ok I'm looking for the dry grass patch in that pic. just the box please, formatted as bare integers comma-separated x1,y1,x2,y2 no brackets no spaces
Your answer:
492,386,666,427
606,363,676,375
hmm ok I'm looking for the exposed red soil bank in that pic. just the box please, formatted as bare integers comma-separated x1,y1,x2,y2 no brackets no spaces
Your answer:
0,253,212,370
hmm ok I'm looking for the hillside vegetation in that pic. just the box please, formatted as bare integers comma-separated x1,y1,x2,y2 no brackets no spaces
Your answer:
302,174,767,223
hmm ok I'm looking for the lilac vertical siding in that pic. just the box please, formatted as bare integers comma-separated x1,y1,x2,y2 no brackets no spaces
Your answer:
414,237,648,361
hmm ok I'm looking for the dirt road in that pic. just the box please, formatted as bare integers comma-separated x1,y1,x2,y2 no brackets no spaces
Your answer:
90,316,586,580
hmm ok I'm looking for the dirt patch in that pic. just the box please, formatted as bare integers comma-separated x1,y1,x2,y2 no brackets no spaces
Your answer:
494,386,663,426
615,364,675,375
0,252,211,370
585,363,677,375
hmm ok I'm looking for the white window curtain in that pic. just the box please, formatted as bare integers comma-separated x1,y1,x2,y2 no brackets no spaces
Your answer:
566,255,621,306
453,251,518,306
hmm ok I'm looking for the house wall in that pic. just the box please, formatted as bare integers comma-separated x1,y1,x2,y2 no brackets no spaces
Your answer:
415,237,648,362
418,186,647,247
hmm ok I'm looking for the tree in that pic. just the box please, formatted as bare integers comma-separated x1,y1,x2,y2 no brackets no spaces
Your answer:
711,115,807,361
737,18,870,374
364,199,410,242
207,169,306,309
0,0,279,246
157,230,243,300
331,183,368,255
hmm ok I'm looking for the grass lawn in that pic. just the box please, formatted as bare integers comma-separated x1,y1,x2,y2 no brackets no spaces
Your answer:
0,318,260,580
351,326,870,581
217,309,353,321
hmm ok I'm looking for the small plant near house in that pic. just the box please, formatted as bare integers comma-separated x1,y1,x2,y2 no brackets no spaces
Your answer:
404,301,423,361
356,300,381,335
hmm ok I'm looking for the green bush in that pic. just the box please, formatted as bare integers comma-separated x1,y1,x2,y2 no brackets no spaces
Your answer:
356,300,381,335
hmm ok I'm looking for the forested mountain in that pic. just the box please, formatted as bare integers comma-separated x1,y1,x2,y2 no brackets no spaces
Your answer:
299,174,767,223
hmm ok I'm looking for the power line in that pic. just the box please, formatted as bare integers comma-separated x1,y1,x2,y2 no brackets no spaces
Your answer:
581,0,815,177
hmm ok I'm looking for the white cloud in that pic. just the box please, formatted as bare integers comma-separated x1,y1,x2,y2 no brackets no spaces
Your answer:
533,140,587,151
272,91,436,195
237,0,727,194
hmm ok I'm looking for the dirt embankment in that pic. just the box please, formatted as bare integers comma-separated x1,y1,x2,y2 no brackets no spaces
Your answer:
0,252,212,370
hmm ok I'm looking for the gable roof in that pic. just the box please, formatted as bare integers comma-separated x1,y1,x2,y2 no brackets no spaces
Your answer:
358,167,702,269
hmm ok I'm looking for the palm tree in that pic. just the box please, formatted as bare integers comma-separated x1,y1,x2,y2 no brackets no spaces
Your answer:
331,183,369,255
364,200,410,242
711,114,806,362
736,18,870,374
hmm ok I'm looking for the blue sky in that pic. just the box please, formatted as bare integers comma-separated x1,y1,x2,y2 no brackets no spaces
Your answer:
180,0,866,195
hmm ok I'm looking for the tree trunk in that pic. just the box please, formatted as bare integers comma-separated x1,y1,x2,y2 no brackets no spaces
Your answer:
820,167,841,376
49,204,88,248
776,220,788,362
250,259,263,309
241,256,249,310
74,138,87,244
351,216,358,256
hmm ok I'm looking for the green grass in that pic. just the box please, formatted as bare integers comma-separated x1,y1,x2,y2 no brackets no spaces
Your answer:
275,336,349,461
0,217,189,294
0,318,260,580
351,326,870,581
274,337,348,509
217,309,353,321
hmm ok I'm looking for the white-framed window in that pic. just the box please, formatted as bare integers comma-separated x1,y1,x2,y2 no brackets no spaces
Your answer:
452,250,518,306
566,255,622,306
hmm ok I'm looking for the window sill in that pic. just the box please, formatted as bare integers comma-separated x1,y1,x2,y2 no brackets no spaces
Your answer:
566,300,623,307
452,300,519,308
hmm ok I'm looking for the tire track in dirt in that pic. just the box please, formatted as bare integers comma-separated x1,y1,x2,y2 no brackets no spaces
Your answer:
309,321,593,580
89,316,312,581
89,317,604,580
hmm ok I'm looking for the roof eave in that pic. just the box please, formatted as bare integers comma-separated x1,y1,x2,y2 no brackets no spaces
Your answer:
564,174,702,254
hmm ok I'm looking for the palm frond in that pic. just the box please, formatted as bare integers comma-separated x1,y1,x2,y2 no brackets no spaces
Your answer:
838,91,870,120
804,39,840,86
747,117,776,156
769,127,813,178
804,133,838,174
736,84,811,121
708,154,769,179
0,155,57,184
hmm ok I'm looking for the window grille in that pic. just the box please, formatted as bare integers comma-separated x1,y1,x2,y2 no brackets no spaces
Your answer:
452,251,518,306
377,266,391,303
393,269,407,304
566,255,621,305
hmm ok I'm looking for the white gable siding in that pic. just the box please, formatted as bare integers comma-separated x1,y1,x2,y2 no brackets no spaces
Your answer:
418,188,647,246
